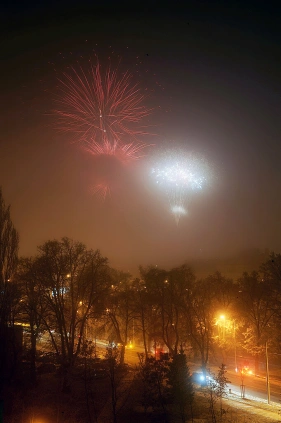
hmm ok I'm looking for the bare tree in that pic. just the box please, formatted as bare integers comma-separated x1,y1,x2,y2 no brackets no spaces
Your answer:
140,264,195,357
15,257,48,382
105,270,135,364
205,364,230,423
0,188,19,395
185,278,216,376
35,238,109,391
131,278,152,360
0,188,19,326
236,271,275,373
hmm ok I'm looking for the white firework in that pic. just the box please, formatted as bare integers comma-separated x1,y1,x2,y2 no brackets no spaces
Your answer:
151,149,209,223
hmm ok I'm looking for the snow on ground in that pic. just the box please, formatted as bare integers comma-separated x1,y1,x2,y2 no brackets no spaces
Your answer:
223,389,281,422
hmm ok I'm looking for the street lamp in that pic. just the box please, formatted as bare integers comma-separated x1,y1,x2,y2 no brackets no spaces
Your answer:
132,318,135,345
215,314,239,372
219,315,225,341
233,321,237,372
265,341,270,404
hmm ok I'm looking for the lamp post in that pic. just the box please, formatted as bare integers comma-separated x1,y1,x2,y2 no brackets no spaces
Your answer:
133,318,135,345
219,315,225,341
265,341,270,404
234,321,237,372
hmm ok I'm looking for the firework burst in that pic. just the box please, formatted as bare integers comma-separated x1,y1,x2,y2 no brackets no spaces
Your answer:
53,55,154,199
151,149,209,223
91,182,111,201
53,58,151,146
46,48,159,200
84,138,151,163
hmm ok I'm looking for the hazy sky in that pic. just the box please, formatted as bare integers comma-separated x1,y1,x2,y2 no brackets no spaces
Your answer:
1,1,281,274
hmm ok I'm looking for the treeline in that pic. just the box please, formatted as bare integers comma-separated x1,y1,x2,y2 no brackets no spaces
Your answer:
1,188,281,389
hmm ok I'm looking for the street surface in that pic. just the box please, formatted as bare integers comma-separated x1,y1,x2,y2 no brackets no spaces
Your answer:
38,336,281,405
227,369,281,404
95,340,143,366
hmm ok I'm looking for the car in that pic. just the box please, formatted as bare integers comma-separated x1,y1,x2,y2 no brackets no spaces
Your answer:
237,360,253,375
241,365,253,375
192,371,214,386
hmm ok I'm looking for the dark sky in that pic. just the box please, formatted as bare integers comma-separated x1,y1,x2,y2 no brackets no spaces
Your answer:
1,1,281,274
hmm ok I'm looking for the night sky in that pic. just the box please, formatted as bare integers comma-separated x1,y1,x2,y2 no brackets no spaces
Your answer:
1,1,281,275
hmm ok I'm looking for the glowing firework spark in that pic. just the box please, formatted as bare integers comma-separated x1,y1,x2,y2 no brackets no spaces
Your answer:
171,205,187,215
49,50,158,200
171,205,187,225
53,59,151,146
52,56,154,199
152,163,205,190
84,138,150,162
91,183,111,201
151,150,209,223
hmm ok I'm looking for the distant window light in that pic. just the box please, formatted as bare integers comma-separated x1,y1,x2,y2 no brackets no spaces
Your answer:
52,287,69,296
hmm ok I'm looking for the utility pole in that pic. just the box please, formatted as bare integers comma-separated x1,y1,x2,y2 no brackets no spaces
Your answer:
234,321,237,371
133,318,135,345
265,341,270,404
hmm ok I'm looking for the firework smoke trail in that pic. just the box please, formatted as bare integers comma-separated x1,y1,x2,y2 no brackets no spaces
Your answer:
171,206,187,225
53,59,151,147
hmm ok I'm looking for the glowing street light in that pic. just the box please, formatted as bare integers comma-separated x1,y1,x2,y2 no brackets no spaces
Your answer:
218,315,226,340
233,321,237,372
216,314,238,371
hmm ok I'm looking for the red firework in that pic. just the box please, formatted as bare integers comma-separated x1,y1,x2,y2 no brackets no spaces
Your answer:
52,54,155,200
84,138,152,163
91,182,111,201
53,58,151,146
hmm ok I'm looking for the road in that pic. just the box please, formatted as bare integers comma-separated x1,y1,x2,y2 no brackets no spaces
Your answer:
227,369,281,404
39,336,281,404
123,346,144,365
95,340,144,366
37,336,145,364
